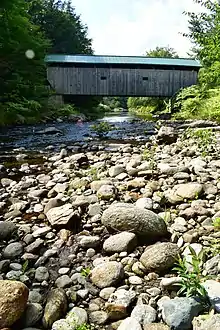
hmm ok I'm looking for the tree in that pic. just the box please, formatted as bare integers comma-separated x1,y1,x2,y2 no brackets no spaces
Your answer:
28,0,93,54
0,0,49,123
146,46,179,58
185,0,220,86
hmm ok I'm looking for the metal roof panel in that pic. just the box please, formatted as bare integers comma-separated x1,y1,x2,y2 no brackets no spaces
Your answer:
45,54,201,67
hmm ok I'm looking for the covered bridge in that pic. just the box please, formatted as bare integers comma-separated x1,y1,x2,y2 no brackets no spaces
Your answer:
45,54,201,97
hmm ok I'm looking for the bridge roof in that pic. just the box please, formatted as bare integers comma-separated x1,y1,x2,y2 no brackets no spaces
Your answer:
45,54,201,68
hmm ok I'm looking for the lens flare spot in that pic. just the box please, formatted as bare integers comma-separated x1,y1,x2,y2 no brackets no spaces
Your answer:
25,49,35,59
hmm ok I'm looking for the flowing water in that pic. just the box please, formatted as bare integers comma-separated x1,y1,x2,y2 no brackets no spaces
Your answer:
0,111,156,156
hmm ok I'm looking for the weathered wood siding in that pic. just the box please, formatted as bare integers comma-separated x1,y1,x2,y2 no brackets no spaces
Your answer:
47,66,198,97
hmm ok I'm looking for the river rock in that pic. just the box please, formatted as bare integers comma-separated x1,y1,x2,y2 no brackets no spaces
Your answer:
66,307,88,325
35,267,49,282
3,242,23,259
131,304,157,325
166,183,203,203
21,303,43,327
0,221,17,241
42,289,68,328
117,317,142,330
91,179,112,191
140,243,179,273
101,203,167,239
36,127,62,135
193,314,220,330
156,126,178,144
202,280,220,312
0,280,29,328
79,236,101,248
44,198,63,214
46,204,80,229
106,289,136,320
91,261,124,288
159,297,203,330
103,232,137,253
109,165,125,177
97,185,116,200
52,307,88,329
89,311,109,324
143,324,170,330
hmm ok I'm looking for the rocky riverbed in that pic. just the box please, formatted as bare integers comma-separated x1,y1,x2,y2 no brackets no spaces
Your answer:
0,124,220,330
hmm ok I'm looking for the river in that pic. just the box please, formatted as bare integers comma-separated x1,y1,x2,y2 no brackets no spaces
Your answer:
0,111,156,157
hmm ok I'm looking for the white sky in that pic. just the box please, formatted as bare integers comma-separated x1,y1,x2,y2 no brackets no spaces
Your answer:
72,0,203,57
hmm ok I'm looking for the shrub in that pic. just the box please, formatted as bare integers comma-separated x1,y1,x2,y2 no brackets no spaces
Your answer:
173,246,208,303
90,121,114,137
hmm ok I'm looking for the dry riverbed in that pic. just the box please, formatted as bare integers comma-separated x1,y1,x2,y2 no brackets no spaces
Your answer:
0,125,220,330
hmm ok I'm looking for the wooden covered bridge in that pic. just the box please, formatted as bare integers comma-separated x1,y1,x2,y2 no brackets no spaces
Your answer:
45,54,201,97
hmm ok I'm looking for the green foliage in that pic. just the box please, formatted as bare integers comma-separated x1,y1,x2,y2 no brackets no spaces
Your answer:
213,217,220,230
22,260,29,273
204,238,220,257
56,104,79,117
173,85,220,122
142,145,157,170
102,97,128,110
91,121,114,137
128,46,178,119
181,127,216,156
173,247,208,302
76,324,94,330
0,0,50,124
0,0,93,125
85,167,99,181
146,46,179,58
127,97,164,119
80,267,91,277
29,0,93,54
185,0,220,87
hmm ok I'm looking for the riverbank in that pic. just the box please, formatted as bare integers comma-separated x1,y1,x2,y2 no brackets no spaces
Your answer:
0,123,220,330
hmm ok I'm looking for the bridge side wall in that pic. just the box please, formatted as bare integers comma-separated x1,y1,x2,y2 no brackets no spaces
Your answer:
47,66,198,97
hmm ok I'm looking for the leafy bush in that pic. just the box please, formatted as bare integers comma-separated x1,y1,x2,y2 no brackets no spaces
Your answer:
173,85,220,122
173,247,208,302
91,121,114,137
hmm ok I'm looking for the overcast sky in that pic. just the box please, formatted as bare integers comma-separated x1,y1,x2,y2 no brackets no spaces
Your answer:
72,0,203,57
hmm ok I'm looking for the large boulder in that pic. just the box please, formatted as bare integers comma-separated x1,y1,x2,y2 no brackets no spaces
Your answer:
140,243,179,273
101,203,167,239
0,280,29,328
46,204,80,229
91,261,124,289
42,289,68,328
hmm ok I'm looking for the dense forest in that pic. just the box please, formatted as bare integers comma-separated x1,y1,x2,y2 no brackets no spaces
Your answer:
1,0,220,125
0,0,93,125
